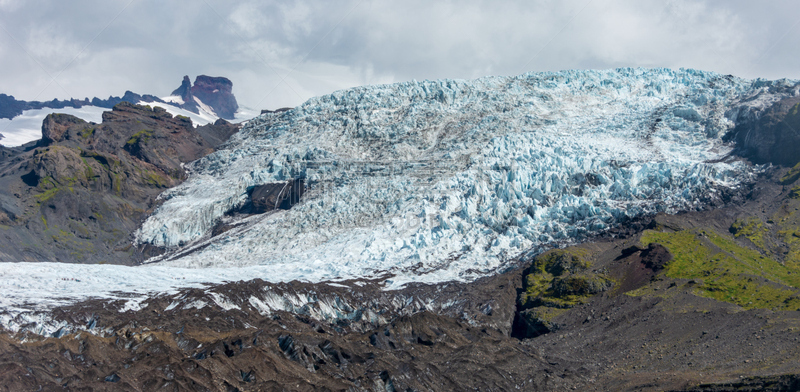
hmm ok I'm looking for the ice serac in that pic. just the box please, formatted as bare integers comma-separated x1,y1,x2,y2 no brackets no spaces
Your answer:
136,68,798,287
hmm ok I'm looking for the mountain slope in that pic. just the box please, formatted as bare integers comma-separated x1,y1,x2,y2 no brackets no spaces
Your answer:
0,103,239,265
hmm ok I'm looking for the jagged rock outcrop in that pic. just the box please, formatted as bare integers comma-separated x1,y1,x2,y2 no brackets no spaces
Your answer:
40,113,87,145
0,102,239,264
191,75,238,119
169,75,239,119
90,90,164,109
0,92,164,121
170,76,192,102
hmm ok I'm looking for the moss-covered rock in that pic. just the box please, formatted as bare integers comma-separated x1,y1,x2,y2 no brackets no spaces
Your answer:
517,307,568,337
517,248,612,337
730,216,769,252
780,162,800,185
551,273,614,297
530,249,591,276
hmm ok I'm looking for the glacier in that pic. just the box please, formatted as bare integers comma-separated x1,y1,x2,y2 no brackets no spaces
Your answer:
1,68,798,321
134,68,794,288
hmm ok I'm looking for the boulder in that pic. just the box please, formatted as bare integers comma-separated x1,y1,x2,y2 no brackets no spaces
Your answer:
247,179,305,213
40,113,87,145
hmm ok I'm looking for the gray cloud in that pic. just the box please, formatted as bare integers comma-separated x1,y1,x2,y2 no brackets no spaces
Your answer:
0,0,798,110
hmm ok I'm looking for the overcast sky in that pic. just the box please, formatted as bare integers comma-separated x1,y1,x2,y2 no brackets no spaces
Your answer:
0,0,798,110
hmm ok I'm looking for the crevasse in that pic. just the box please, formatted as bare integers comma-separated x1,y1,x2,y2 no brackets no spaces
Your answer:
134,68,786,287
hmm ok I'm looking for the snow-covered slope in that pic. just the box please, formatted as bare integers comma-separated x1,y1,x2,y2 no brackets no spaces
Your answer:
146,96,220,125
135,68,793,288
0,106,107,147
0,102,259,147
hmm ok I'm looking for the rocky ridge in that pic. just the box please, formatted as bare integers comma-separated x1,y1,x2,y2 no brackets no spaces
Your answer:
0,102,239,265
0,75,240,122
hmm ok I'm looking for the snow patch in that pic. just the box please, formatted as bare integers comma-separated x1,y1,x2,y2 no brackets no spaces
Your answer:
0,106,106,147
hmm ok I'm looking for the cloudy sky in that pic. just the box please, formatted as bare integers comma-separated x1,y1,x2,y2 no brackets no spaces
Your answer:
0,0,798,110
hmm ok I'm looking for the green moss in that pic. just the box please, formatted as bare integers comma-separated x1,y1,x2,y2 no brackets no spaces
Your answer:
519,248,611,315
38,176,55,190
40,215,48,230
780,162,800,185
730,217,769,252
84,164,95,181
175,115,191,122
112,172,122,195
790,186,800,199
79,127,95,139
50,227,94,258
144,171,169,188
640,228,800,310
35,185,61,203
552,273,613,297
126,129,153,146
776,206,800,268
530,249,591,275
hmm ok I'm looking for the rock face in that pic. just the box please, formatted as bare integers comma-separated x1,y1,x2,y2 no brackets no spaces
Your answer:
191,75,238,119
40,113,87,145
0,102,239,264
0,93,93,120
245,179,305,213
90,90,164,109
727,96,800,167
170,75,239,119
170,75,192,101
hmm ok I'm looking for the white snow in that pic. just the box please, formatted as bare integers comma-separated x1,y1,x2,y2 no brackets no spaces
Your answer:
146,99,260,126
161,95,185,105
137,100,217,126
0,68,797,322
0,106,107,147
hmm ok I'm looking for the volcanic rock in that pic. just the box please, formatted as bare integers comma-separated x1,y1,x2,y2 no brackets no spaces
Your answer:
727,96,800,166
191,75,238,119
40,113,87,145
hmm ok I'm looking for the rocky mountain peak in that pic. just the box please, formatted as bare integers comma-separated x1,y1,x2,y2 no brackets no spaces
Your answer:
170,75,192,99
169,75,239,120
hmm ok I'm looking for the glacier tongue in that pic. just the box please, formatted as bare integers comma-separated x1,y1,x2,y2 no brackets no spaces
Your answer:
135,68,781,287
